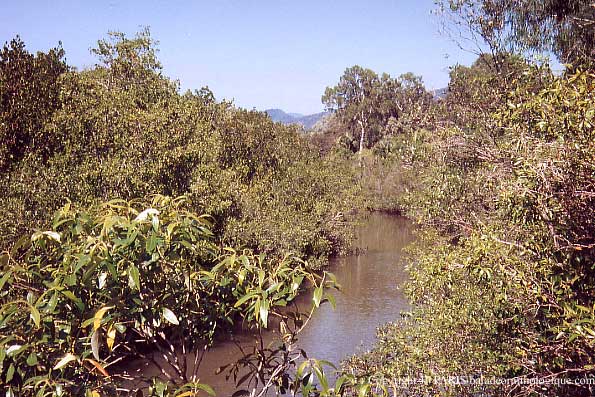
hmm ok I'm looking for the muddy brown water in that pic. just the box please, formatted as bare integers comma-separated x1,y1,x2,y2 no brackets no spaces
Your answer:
120,213,413,395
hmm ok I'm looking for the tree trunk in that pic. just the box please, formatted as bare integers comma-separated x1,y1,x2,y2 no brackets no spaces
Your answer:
358,118,365,168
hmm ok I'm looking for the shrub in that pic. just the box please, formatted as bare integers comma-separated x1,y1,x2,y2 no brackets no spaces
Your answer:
0,195,329,396
346,64,595,396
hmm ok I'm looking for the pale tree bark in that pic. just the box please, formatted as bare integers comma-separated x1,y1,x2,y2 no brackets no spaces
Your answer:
357,117,365,168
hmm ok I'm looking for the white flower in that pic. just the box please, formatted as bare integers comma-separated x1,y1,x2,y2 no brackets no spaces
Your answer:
134,208,160,221
31,231,61,243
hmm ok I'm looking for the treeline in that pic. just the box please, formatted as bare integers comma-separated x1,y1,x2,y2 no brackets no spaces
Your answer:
0,30,361,396
0,29,361,263
322,1,595,396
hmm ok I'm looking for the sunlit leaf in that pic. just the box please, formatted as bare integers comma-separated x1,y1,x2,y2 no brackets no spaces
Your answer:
191,384,215,396
234,292,257,308
259,299,269,328
162,307,179,325
0,269,11,291
134,208,159,221
6,345,23,357
313,286,323,308
93,306,113,331
128,265,140,290
91,330,100,360
6,363,15,383
29,304,41,328
324,293,336,310
54,353,77,370
26,352,38,366
106,325,116,350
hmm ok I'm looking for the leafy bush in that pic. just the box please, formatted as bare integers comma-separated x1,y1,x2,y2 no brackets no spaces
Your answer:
0,36,67,170
0,195,331,396
346,63,595,396
0,31,361,263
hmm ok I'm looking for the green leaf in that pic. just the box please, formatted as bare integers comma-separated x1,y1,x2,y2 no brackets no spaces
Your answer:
128,265,140,290
166,222,178,237
26,352,38,366
297,360,309,379
324,293,336,310
313,366,328,392
61,290,84,311
193,384,215,396
316,359,337,370
291,275,304,292
162,307,179,325
6,363,15,383
334,375,348,392
313,286,323,308
10,235,31,256
234,292,257,308
106,260,118,280
265,282,281,294
358,383,371,397
146,234,158,253
180,240,193,249
29,304,41,328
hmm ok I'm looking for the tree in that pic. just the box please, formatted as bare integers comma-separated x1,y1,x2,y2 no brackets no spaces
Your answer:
0,36,67,169
91,27,176,105
435,0,595,68
386,72,434,135
322,67,433,162
322,66,385,165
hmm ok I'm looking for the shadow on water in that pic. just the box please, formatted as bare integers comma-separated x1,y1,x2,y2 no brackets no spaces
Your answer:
120,212,414,395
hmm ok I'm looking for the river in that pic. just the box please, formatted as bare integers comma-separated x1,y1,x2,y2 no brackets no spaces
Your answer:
121,212,413,395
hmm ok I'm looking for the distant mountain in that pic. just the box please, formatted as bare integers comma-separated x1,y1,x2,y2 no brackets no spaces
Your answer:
265,109,297,124
265,109,327,130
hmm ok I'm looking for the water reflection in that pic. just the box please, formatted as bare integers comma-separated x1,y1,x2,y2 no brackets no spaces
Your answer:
295,213,413,366
123,213,413,395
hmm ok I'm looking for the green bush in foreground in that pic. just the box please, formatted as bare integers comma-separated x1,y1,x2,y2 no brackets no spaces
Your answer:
0,195,334,396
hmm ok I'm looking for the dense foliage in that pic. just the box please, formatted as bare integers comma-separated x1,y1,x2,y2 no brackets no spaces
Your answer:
0,36,67,170
436,0,595,67
322,67,433,163
1,195,342,395
342,56,595,396
4,4,595,395
0,30,360,263
0,30,362,396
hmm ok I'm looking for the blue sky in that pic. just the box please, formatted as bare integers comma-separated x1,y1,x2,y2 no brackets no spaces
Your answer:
1,1,478,114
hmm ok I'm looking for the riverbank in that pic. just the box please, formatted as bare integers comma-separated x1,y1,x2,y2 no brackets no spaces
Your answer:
114,213,413,396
